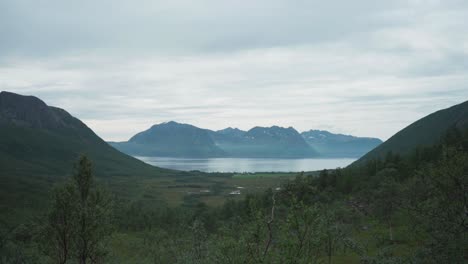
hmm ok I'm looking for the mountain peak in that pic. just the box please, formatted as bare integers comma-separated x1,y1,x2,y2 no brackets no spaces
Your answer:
217,127,245,133
219,126,238,131
248,125,300,135
0,91,161,178
164,121,180,125
149,121,178,128
0,91,48,109
123,120,226,157
0,90,75,130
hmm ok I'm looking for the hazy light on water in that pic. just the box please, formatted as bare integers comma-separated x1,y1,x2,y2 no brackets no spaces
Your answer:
136,157,356,173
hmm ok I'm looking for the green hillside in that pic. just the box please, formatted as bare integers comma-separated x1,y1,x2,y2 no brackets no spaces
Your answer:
0,92,291,225
0,91,172,220
355,100,468,165
0,91,167,178
1,93,467,263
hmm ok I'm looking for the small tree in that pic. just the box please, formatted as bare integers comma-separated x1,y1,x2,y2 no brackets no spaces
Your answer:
44,183,77,264
44,155,113,264
278,196,323,264
372,174,400,242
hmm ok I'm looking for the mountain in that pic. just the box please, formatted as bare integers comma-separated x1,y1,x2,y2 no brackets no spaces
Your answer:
301,130,382,158
0,91,172,216
355,100,468,164
215,127,246,138
215,126,318,158
208,127,247,146
113,122,386,158
0,91,165,179
113,123,319,158
110,121,226,157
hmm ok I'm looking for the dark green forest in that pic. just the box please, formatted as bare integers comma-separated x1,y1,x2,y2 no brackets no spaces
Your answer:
1,128,466,263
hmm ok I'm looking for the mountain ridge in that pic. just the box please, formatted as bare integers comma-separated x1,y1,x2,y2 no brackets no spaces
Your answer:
0,91,166,178
111,121,382,158
301,129,382,158
354,99,468,165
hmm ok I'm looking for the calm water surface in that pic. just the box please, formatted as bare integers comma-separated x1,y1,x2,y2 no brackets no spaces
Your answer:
136,157,356,173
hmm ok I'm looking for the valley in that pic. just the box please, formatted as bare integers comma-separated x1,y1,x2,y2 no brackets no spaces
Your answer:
0,91,467,263
2,1,467,262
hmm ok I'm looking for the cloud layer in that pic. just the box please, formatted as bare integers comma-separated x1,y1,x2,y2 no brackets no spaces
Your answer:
1,0,467,141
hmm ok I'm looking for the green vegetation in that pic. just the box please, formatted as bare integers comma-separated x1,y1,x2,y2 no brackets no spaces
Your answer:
1,93,467,263
43,156,113,264
0,91,172,221
1,128,467,263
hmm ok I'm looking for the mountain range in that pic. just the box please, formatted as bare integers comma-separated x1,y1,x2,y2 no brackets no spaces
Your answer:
110,122,382,158
1,91,467,220
3,91,465,167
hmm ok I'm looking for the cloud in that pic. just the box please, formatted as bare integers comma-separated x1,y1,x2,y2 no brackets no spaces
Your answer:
0,0,467,141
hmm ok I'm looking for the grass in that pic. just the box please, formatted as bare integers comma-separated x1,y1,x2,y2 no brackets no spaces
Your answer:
119,172,301,207
1,158,302,226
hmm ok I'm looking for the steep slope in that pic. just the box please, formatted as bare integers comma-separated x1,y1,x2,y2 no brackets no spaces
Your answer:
0,91,166,179
301,130,382,158
0,91,173,221
355,100,468,164
110,121,226,157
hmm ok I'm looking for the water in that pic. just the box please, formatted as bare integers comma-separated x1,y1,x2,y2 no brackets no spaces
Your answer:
136,156,356,173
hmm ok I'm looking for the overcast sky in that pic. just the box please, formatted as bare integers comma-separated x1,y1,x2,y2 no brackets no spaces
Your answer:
1,0,467,141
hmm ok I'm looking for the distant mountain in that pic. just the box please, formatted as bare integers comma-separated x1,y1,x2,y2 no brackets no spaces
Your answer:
113,122,386,158
355,100,468,165
216,126,319,158
114,123,319,158
0,91,166,179
301,130,382,158
110,121,226,157
216,127,246,138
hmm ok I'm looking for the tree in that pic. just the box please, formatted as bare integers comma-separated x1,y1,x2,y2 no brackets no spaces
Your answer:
277,196,323,264
44,155,113,264
321,204,349,264
73,156,113,264
44,183,77,264
405,148,468,263
372,170,400,242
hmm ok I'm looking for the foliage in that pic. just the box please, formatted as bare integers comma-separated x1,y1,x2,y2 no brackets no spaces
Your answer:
2,127,468,263
40,156,113,264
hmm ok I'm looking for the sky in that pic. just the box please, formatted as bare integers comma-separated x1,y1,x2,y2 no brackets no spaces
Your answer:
1,0,467,141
